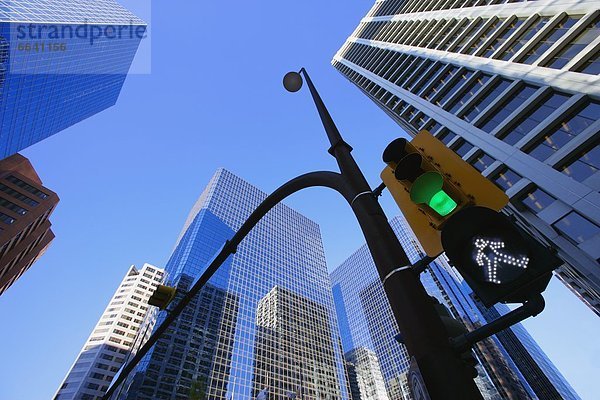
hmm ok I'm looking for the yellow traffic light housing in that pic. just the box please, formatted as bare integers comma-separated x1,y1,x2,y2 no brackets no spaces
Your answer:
148,285,177,310
382,130,509,257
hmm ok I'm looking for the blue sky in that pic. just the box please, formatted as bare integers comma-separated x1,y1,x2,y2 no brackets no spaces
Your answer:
0,1,598,399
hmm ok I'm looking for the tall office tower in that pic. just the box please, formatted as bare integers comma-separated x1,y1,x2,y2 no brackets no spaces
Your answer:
54,264,164,400
331,216,580,399
0,153,58,295
332,0,600,315
120,168,350,400
0,0,146,159
473,300,581,399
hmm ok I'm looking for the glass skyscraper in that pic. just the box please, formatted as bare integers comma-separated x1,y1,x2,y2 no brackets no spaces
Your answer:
332,0,600,315
120,168,350,399
474,301,581,399
0,0,146,159
331,216,579,399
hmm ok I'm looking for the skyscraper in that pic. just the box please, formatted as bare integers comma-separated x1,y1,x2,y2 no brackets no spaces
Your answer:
54,263,164,400
120,168,350,399
474,300,581,399
332,0,600,315
331,216,579,399
0,153,58,295
0,0,146,159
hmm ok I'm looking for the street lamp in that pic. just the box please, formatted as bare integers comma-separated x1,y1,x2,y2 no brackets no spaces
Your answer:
282,68,482,399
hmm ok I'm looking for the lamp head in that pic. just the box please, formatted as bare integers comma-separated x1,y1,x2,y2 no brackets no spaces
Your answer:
283,71,303,92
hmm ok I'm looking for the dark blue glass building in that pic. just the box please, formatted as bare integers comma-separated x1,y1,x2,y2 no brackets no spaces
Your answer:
0,0,145,158
121,169,350,399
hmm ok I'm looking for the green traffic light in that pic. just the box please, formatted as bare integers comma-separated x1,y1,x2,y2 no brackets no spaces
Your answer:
429,189,458,216
410,171,458,217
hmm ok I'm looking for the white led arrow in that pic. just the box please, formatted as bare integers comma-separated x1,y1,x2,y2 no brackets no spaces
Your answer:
474,238,529,284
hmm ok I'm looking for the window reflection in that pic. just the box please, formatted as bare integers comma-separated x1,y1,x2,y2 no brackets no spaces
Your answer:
519,187,555,213
559,141,600,182
492,167,522,190
553,211,600,244
527,101,599,161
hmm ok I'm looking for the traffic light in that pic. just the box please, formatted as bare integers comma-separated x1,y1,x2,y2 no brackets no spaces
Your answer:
381,130,508,257
383,137,464,223
148,285,177,310
441,206,562,306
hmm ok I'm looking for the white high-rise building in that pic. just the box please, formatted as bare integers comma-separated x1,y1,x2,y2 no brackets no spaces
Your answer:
332,0,600,314
54,263,164,400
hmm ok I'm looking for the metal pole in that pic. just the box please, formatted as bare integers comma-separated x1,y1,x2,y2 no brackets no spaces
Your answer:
297,68,482,399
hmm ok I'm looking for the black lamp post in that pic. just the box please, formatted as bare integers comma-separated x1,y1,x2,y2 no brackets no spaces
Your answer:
284,68,483,399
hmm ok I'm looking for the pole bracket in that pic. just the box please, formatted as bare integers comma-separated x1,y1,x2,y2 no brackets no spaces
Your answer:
411,256,435,275
372,182,386,197
450,294,545,352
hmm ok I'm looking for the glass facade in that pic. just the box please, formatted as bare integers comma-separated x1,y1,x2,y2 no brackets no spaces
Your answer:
333,0,600,315
120,169,349,399
475,302,581,400
0,0,146,159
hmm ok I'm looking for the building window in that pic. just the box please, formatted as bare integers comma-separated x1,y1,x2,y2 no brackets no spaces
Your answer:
526,100,600,161
498,16,551,61
0,198,27,215
478,84,538,133
404,59,433,90
430,19,459,49
452,140,474,157
518,15,581,65
574,51,600,75
462,78,512,122
0,212,15,224
425,120,442,135
436,70,474,107
422,66,459,101
440,19,470,50
491,167,521,190
0,183,39,206
410,112,428,130
482,17,527,58
446,73,491,113
5,175,48,199
411,63,444,94
438,130,457,145
553,211,600,245
465,18,504,55
545,15,600,69
500,92,570,145
558,141,600,182
518,187,556,213
471,152,495,172
453,19,486,52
